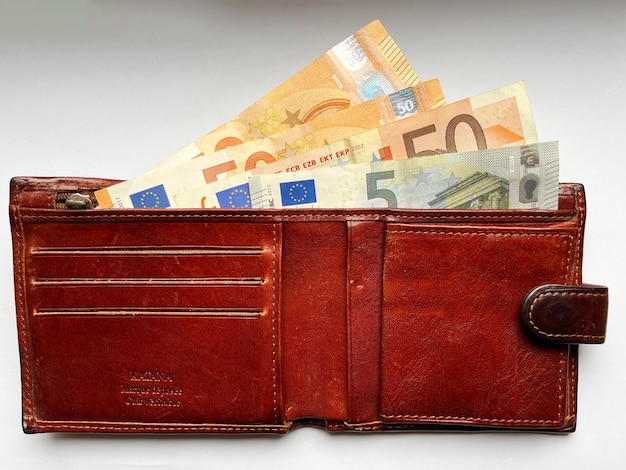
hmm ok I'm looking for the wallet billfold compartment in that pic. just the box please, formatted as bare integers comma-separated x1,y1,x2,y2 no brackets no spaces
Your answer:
9,176,608,433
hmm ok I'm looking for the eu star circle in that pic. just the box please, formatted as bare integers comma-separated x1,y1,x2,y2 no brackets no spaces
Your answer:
289,183,308,203
141,191,160,208
229,188,251,208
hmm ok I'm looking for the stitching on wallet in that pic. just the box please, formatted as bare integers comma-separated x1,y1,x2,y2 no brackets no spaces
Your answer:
15,212,35,420
558,351,565,421
528,291,606,340
574,186,584,283
20,212,574,223
271,223,279,424
569,353,577,422
379,414,561,425
387,229,572,238
32,420,288,433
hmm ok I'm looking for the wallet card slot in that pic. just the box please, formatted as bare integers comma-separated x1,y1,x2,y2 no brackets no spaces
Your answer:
30,256,267,280
31,285,268,310
30,245,268,280
31,245,264,256
33,277,265,286
34,307,264,318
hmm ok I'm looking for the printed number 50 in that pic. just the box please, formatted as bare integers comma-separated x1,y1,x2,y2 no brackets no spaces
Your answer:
403,113,487,157
366,171,398,208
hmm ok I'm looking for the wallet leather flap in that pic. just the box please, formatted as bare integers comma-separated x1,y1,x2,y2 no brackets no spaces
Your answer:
521,284,608,344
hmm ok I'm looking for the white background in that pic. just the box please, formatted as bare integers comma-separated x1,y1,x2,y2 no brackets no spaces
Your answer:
1,1,625,468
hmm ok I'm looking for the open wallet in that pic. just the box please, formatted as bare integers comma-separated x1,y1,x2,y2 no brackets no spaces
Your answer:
9,176,609,434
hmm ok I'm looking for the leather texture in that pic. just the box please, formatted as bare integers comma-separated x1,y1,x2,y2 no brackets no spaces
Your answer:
9,176,609,434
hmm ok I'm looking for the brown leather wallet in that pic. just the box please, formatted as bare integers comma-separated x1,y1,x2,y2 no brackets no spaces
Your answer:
9,176,608,433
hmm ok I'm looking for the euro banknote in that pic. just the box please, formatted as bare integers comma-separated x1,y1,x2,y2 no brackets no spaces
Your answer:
145,79,443,181
95,81,538,209
199,80,536,179
95,79,444,209
173,142,558,210
150,20,421,171
164,81,538,209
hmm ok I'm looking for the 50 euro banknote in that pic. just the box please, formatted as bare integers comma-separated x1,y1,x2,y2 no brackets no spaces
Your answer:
166,81,538,209
151,19,421,170
194,80,536,179
94,79,443,209
146,79,443,183
94,81,537,209
174,142,559,210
